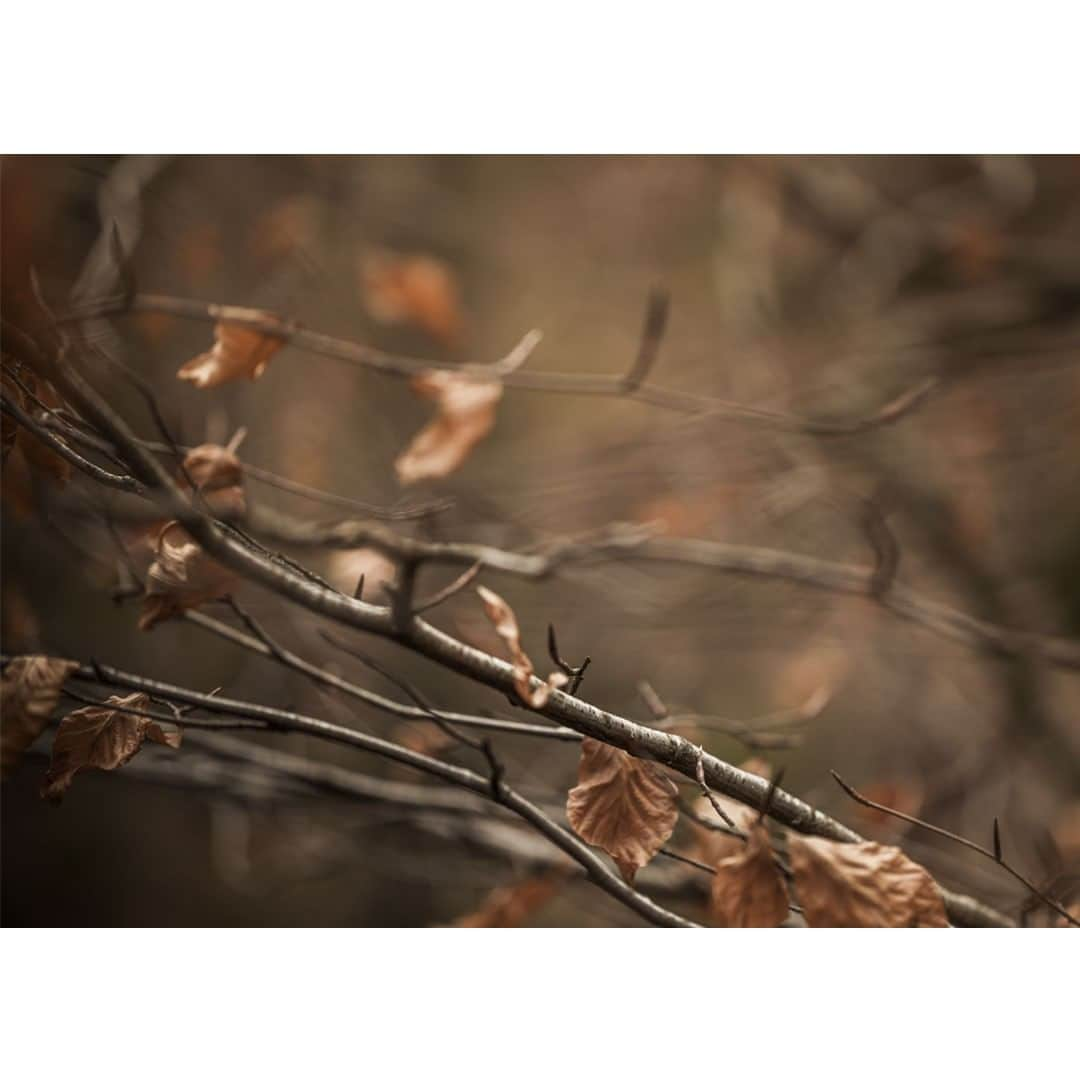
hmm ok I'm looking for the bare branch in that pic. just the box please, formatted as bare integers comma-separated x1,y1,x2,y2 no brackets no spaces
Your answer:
831,771,1078,927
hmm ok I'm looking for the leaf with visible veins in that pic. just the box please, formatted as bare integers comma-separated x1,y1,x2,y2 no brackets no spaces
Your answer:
566,738,679,882
1,656,78,778
788,835,948,927
708,823,789,927
41,692,182,802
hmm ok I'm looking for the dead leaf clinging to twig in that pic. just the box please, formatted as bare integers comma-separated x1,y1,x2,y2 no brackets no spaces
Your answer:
788,835,948,927
139,522,237,630
41,691,182,801
177,319,285,389
395,371,502,485
475,586,565,707
708,823,789,927
180,442,246,515
453,872,566,927
1,656,78,778
566,737,680,882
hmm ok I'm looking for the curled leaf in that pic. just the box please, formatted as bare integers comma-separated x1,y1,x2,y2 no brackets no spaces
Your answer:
177,319,284,389
360,251,464,347
396,371,502,485
566,737,679,882
788,835,948,927
475,586,565,707
453,871,566,928
1,656,78,778
139,522,236,630
180,442,246,515
41,691,181,802
708,823,789,928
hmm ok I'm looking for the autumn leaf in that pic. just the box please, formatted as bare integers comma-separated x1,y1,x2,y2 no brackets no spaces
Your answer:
691,794,757,866
788,835,948,927
453,871,566,928
1,656,78,778
475,586,566,707
708,824,789,927
177,319,285,389
566,737,679,882
180,442,246,515
360,250,464,347
395,370,502,485
41,691,182,802
139,522,237,630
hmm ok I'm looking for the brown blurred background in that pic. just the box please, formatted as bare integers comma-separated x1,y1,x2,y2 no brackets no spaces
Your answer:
3,155,1080,926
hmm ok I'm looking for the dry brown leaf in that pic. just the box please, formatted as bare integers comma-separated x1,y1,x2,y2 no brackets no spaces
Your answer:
566,737,680,882
360,251,464,347
475,585,566,707
396,370,502,485
708,824,790,927
139,522,237,630
690,792,757,865
180,442,246,515
177,319,284,389
788,835,948,927
1,656,78,778
453,872,566,928
41,691,182,802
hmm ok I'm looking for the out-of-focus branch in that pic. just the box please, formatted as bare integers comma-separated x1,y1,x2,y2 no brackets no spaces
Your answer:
60,291,940,436
16,653,697,929
17,318,1013,927
0,393,143,493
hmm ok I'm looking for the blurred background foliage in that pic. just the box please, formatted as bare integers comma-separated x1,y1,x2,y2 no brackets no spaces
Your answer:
3,155,1080,926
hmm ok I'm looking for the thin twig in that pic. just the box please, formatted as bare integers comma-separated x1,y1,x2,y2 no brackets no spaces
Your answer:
830,771,1078,927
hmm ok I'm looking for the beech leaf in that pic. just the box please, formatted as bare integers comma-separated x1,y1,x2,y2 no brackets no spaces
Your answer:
708,823,789,927
395,371,502,485
139,522,237,630
41,691,182,801
475,586,566,707
788,835,949,927
566,737,679,882
1,656,78,778
361,251,464,347
180,442,246,515
177,319,284,389
453,872,565,928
